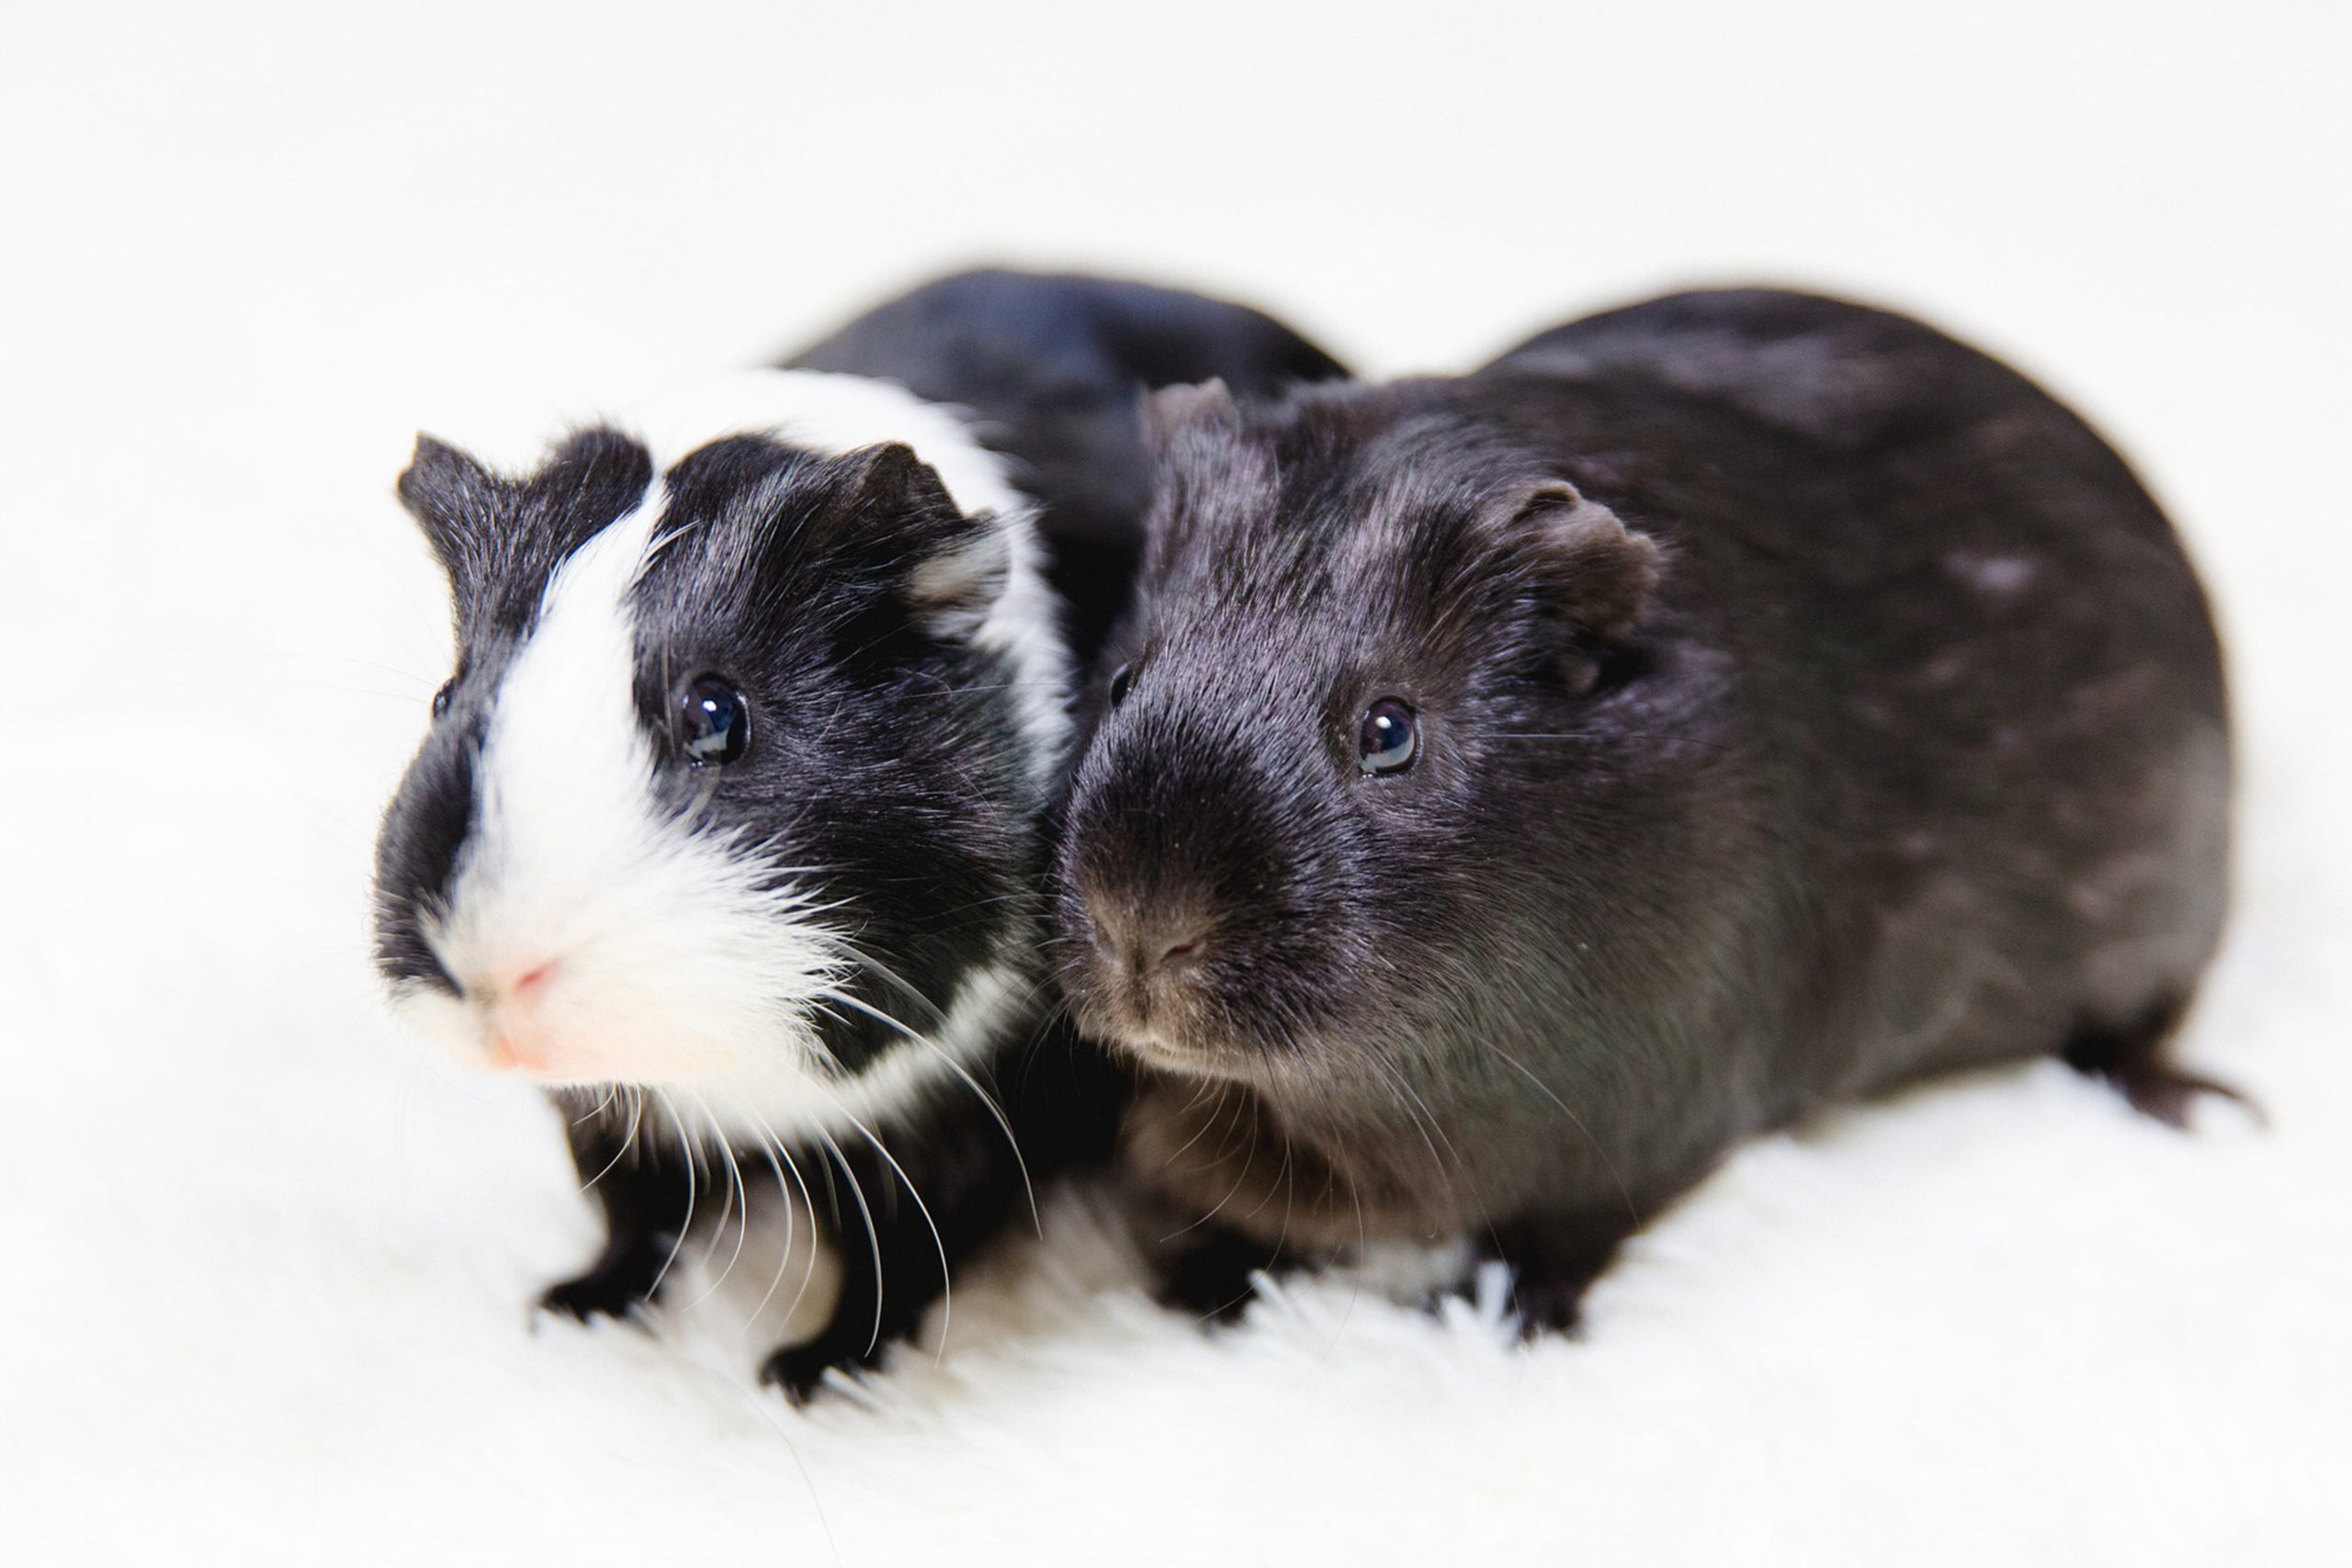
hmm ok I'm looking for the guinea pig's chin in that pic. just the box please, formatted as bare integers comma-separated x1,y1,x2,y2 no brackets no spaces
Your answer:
1069,1001,1269,1084
386,977,828,1098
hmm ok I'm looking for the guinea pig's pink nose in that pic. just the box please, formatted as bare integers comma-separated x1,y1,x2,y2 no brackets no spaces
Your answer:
487,1031,549,1073
479,959,560,1074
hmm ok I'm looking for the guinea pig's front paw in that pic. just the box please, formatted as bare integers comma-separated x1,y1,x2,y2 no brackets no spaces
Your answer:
758,1337,881,1406
1503,1272,1593,1339
1157,1227,1285,1325
537,1263,661,1326
1484,1209,1637,1340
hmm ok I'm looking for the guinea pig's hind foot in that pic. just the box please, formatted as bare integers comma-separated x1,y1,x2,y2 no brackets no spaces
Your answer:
2062,998,2256,1131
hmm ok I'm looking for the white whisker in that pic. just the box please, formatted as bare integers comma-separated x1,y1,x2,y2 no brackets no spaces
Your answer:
838,1110,954,1367
810,1124,887,1360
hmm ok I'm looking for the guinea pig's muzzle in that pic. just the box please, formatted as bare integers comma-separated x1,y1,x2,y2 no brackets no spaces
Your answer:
1062,883,1216,1048
1055,704,1340,1071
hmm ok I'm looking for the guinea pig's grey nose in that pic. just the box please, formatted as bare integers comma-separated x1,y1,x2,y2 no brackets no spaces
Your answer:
1084,894,1211,984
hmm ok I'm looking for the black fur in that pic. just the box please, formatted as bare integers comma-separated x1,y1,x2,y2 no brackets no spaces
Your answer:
788,267,1349,668
539,1111,697,1324
373,271,1346,1397
535,1032,1127,1402
752,1034,1126,1398
1057,288,2235,1331
625,434,1040,1074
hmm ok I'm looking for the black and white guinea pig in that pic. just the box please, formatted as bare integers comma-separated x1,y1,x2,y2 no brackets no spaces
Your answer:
370,270,1344,1397
1054,288,2234,1329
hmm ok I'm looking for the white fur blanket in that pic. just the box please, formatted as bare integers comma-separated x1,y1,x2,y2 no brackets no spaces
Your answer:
4,3,2346,1562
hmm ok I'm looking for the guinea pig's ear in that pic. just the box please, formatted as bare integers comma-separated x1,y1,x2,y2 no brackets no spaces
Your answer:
397,434,497,580
1512,480,1661,642
1136,378,1271,565
1139,378,1241,459
829,442,1012,638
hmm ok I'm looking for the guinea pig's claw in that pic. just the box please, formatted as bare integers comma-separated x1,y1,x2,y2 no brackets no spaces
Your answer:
2060,999,2262,1131
2107,1061,2258,1131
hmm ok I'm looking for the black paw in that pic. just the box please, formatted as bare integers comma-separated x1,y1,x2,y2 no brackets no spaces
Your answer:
538,1269,657,1325
759,1340,877,1406
1480,1208,1635,1341
1507,1273,1591,1340
1158,1228,1282,1324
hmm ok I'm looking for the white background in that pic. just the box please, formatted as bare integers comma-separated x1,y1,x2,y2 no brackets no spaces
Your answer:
2,2,2346,1562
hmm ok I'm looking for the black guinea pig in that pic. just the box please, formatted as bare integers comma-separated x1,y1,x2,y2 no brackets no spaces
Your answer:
369,269,1344,1397
1054,288,2234,1329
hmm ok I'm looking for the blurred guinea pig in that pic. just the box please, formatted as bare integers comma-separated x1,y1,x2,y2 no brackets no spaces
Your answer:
1055,288,2234,1329
369,269,1344,1397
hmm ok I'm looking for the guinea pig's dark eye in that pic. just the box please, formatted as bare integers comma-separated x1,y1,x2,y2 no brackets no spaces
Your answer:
1358,698,1418,776
1107,663,1135,707
431,680,454,719
677,674,750,766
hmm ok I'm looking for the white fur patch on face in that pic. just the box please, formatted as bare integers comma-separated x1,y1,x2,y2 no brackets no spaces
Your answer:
400,482,856,1112
394,368,1072,1148
631,949,1033,1148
